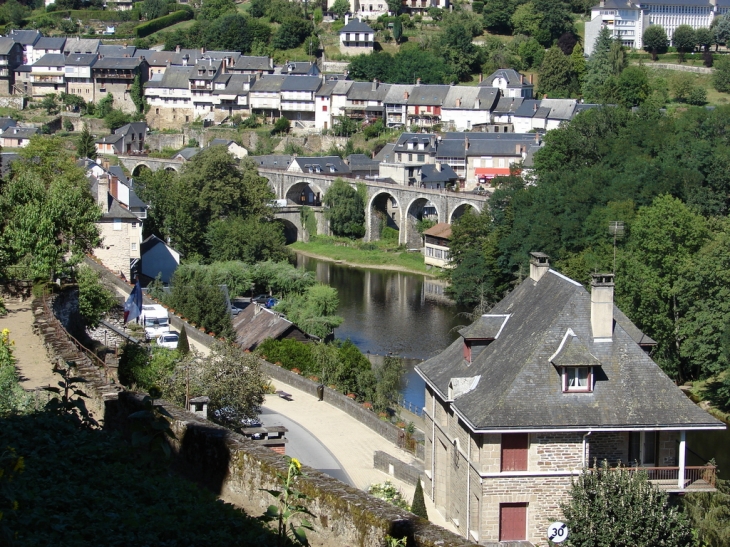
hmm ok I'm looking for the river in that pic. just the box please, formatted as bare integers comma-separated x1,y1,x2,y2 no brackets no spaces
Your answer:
294,252,730,472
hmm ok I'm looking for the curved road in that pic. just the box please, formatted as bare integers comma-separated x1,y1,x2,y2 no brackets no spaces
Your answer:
259,406,354,486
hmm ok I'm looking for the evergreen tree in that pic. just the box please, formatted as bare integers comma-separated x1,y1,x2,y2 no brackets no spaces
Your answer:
392,17,403,43
77,124,97,160
411,480,428,519
177,326,190,355
582,27,614,102
713,55,730,92
561,461,694,547
537,46,578,97
570,43,586,86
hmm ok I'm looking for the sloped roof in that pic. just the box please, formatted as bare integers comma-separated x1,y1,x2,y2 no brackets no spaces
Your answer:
492,97,524,114
33,53,66,67
483,68,532,88
251,75,286,92
417,268,724,431
421,163,458,183
374,142,395,162
407,84,449,106
340,18,375,33
331,79,354,95
347,81,391,101
0,37,18,55
459,314,508,339
435,139,466,159
541,98,578,120
383,84,413,105
65,53,97,67
8,30,41,46
93,57,143,70
98,44,136,57
281,75,321,92
282,61,320,75
590,0,636,8
173,148,200,160
145,65,191,89
232,304,307,350
252,155,293,169
35,37,66,50
64,38,100,54
233,55,272,71
423,222,452,239
315,80,338,97
3,127,37,140
291,156,350,174
442,86,499,110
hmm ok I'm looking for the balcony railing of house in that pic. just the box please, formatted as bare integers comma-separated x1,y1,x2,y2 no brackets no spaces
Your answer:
94,70,135,79
600,465,717,492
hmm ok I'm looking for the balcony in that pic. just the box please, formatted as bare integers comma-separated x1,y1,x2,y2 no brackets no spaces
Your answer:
601,466,717,493
30,75,64,84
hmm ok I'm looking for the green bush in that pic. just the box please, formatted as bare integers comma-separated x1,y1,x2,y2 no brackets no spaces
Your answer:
381,226,399,241
135,9,191,37
118,343,179,390
257,338,315,373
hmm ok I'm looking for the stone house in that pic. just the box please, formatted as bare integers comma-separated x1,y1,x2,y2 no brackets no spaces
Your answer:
139,234,180,285
95,122,147,156
29,36,66,65
339,18,375,56
0,126,38,148
92,56,148,114
29,53,65,98
416,253,724,545
7,29,41,65
0,38,23,96
280,75,321,127
144,65,193,129
344,80,390,125
383,84,412,128
407,84,449,129
249,75,286,122
440,86,499,132
64,53,97,100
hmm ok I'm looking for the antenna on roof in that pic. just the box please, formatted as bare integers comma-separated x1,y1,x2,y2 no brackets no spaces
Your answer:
608,221,624,273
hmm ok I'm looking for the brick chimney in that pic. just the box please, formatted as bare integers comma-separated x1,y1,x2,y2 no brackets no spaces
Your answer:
529,252,549,282
591,273,614,339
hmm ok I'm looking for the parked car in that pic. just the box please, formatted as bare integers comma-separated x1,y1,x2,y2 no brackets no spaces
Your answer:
230,305,242,316
265,297,278,309
251,294,271,304
156,331,179,349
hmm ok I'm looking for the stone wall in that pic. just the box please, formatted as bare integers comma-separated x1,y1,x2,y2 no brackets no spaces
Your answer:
659,431,679,466
145,132,186,151
374,450,423,486
588,431,628,465
530,432,584,471
0,96,24,109
32,290,489,547
646,63,713,74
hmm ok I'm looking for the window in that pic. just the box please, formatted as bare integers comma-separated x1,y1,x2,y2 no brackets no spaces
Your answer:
408,153,412,161
131,242,137,251
499,503,527,541
628,431,657,466
132,222,137,228
417,154,425,162
113,219,122,231
562,367,593,392
322,105,327,111
501,433,528,471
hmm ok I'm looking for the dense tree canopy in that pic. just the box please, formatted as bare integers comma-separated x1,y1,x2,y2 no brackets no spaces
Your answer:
323,178,366,238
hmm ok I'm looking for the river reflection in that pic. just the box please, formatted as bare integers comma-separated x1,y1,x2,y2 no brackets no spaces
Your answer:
294,253,469,409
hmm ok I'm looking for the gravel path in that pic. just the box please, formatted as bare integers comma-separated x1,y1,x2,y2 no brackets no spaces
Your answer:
0,298,56,390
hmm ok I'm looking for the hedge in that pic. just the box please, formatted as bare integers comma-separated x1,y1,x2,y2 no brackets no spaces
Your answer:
135,9,192,37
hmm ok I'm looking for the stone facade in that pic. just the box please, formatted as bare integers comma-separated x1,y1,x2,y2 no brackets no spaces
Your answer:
93,218,141,280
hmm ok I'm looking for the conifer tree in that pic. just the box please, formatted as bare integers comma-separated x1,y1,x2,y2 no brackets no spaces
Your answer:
411,480,428,520
77,124,97,160
582,27,614,102
177,326,190,355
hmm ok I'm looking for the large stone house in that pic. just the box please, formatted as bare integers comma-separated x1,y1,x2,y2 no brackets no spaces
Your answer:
416,253,724,545
0,38,23,96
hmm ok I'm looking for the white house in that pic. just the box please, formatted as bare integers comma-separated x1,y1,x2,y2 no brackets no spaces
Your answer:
339,17,375,55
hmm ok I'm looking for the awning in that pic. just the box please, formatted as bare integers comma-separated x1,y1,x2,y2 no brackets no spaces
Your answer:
474,167,517,181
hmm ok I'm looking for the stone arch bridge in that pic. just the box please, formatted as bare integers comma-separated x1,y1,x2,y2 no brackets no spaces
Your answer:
260,168,488,246
118,155,185,176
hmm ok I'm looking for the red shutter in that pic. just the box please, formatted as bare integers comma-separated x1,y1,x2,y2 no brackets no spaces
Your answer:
500,503,527,541
501,433,528,471
463,341,471,362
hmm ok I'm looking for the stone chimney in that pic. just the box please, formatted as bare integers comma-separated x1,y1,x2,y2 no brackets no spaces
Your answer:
416,78,421,85
534,132,540,144
464,136,469,150
345,14,349,25
479,73,483,83
176,45,180,53
97,174,110,214
529,252,549,282
372,78,378,91
591,273,614,339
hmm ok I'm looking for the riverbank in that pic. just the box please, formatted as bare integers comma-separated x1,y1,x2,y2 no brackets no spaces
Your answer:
289,241,439,277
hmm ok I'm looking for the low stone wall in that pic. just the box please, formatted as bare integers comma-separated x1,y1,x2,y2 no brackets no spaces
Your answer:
374,450,423,486
645,63,713,74
0,96,24,109
31,292,484,547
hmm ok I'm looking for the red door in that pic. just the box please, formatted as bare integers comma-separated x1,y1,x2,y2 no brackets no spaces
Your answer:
501,433,528,471
500,503,527,541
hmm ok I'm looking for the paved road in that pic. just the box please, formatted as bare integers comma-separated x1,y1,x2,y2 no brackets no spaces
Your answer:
259,406,354,486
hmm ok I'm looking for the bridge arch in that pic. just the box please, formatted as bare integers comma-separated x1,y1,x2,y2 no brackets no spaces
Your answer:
449,202,482,224
132,163,153,176
286,181,325,206
164,165,179,173
277,218,299,244
404,197,440,248
367,191,402,242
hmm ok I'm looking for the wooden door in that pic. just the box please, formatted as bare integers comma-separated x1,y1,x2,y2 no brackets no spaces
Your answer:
501,433,528,471
499,503,527,541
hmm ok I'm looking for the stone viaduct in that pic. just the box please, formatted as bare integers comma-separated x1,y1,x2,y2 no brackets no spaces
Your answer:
117,156,488,245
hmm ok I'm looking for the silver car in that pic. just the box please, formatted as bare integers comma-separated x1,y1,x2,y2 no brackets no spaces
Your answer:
156,332,179,349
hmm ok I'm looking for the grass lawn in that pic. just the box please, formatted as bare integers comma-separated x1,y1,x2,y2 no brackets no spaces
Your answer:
290,239,430,274
645,68,730,106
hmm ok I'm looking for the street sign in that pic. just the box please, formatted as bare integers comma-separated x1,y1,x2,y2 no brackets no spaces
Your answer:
547,522,568,543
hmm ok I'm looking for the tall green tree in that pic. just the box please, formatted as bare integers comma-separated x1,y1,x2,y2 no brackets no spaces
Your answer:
130,74,144,114
715,14,730,47
323,178,365,238
561,461,694,547
411,480,428,519
332,0,350,18
206,215,288,263
76,265,115,328
76,124,97,160
537,46,578,97
643,25,668,60
582,27,623,102
275,284,343,338
482,0,514,33
440,24,481,81
0,136,101,279
713,55,730,92
199,0,236,20
392,17,403,43
673,25,697,62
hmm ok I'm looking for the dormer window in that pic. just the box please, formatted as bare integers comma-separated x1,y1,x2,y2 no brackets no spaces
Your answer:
562,366,593,392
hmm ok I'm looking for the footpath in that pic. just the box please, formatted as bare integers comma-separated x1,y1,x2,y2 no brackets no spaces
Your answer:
262,380,457,534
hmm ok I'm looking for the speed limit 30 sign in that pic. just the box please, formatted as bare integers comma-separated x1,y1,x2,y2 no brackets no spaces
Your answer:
547,522,568,543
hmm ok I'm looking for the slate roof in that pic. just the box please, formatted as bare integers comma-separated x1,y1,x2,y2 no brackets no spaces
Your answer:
64,38,100,54
492,97,524,114
315,80,338,97
115,122,147,136
407,84,450,106
251,75,286,92
281,75,321,92
340,18,375,33
383,84,413,105
232,304,308,351
0,117,17,132
3,127,38,140
98,44,136,57
541,98,578,120
34,37,66,51
33,53,66,67
421,163,458,183
459,314,508,339
232,55,272,71
96,133,124,145
173,148,200,160
291,156,350,174
282,61,320,76
65,53,97,67
347,81,390,101
483,68,532,88
590,0,636,8
442,86,499,110
190,59,222,80
7,30,41,46
416,266,724,431
394,132,436,153
347,153,379,174
251,155,293,169
93,57,143,70
423,222,451,240
374,142,395,162
145,65,191,89
331,79,354,96
466,138,531,157
0,37,18,56
435,139,466,159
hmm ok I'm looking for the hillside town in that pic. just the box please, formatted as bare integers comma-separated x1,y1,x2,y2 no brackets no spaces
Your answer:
1,0,730,544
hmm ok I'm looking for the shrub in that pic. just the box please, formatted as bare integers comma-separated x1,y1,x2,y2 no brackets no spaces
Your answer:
687,86,707,105
272,117,290,135
368,481,410,511
135,9,192,37
411,480,428,519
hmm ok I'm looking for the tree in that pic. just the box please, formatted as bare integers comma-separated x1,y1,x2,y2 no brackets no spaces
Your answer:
0,137,101,279
275,284,343,338
104,109,132,131
41,94,59,115
715,14,730,47
206,215,288,263
323,178,365,238
386,0,401,15
76,265,115,328
411,480,428,519
371,355,403,411
557,31,579,55
0,0,31,26
673,25,697,62
617,65,650,107
440,23,481,81
670,71,695,102
177,326,190,355
130,74,144,114
141,0,168,19
97,93,114,119
483,0,514,34
582,27,616,101
713,55,730,93
561,461,694,547
76,124,97,160
392,16,402,43
199,0,236,20
331,0,349,18
537,46,578,97
643,25,668,60
386,48,449,84
272,116,290,135
511,3,542,37
169,272,235,339
570,42,586,83
695,27,714,51
273,18,314,50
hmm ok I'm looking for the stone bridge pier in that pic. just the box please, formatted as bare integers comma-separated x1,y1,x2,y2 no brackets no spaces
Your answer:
274,206,329,243
117,155,186,176
259,168,487,246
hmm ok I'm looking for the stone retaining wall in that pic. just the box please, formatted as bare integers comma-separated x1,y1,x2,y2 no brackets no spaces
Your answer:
31,291,486,547
374,450,424,486
645,63,713,74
